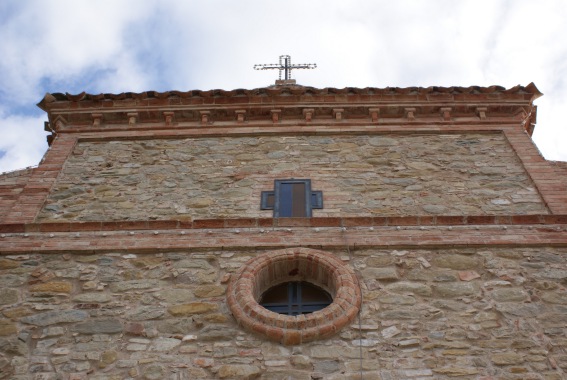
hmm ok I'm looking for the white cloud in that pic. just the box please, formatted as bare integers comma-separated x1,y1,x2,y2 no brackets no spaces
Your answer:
0,112,48,173
0,0,566,172
0,0,154,102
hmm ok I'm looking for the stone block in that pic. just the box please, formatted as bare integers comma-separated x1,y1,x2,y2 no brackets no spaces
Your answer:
21,310,88,326
491,288,529,302
199,326,238,341
168,302,218,316
72,293,112,303
0,319,17,336
434,367,479,376
492,352,525,365
127,306,165,321
149,337,181,352
0,259,18,270
0,288,18,305
194,285,225,298
433,282,478,298
290,354,312,369
433,255,480,270
362,268,399,281
72,319,123,334
386,282,432,296
142,364,165,380
541,291,567,304
29,281,72,293
378,295,416,305
155,288,194,303
98,350,118,369
109,280,160,292
217,364,261,379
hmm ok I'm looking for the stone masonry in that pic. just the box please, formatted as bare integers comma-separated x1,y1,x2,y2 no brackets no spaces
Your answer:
1,245,567,379
1,83,567,379
37,134,547,222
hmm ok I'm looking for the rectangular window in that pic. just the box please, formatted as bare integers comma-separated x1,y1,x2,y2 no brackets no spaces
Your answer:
261,179,323,218
279,181,306,217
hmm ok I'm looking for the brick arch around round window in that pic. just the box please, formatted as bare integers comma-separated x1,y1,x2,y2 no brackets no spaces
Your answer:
226,247,362,345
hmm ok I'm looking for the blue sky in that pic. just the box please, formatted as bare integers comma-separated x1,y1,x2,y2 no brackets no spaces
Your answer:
1,0,566,172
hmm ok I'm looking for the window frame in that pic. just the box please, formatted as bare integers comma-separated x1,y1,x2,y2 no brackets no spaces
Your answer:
261,179,323,218
260,281,332,316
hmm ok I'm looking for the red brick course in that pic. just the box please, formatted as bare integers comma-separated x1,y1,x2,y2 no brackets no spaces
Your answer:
1,222,565,255
0,214,565,235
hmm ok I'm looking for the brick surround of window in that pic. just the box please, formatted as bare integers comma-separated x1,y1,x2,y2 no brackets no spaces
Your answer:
226,247,361,345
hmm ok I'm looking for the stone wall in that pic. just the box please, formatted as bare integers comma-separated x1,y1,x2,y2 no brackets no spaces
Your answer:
1,245,566,379
36,133,548,222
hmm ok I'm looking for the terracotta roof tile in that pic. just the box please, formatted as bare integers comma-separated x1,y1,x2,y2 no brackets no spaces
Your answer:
37,83,542,111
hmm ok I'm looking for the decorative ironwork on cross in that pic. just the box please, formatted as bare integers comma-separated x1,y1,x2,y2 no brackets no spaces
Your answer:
254,55,316,81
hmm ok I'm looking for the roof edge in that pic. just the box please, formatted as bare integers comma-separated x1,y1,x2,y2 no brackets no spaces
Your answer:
36,83,543,110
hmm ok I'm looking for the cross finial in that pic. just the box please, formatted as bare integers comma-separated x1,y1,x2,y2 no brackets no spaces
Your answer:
254,55,317,85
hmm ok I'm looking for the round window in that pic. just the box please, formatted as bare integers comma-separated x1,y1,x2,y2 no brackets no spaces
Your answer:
226,247,361,345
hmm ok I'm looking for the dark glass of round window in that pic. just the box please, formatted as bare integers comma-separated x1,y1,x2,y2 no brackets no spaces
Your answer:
259,281,332,316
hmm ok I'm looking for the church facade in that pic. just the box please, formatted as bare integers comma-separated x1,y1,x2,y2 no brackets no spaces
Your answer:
0,82,567,379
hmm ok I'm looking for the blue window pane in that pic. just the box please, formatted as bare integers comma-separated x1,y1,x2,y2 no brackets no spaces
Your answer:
260,282,332,315
279,183,294,217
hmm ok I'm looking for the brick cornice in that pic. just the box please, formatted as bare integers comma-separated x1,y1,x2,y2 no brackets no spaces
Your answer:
38,84,541,136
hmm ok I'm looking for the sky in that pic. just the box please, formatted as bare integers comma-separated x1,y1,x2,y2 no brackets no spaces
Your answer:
1,0,566,173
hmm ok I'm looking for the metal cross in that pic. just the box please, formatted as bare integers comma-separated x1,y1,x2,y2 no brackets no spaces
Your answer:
254,55,316,80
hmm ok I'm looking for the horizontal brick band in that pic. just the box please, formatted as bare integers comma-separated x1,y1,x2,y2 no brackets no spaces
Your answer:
1,214,565,233
226,247,361,345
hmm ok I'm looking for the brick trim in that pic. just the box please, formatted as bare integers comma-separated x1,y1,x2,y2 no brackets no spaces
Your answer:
226,247,361,345
3,134,77,223
2,215,565,233
503,128,567,214
0,225,566,254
